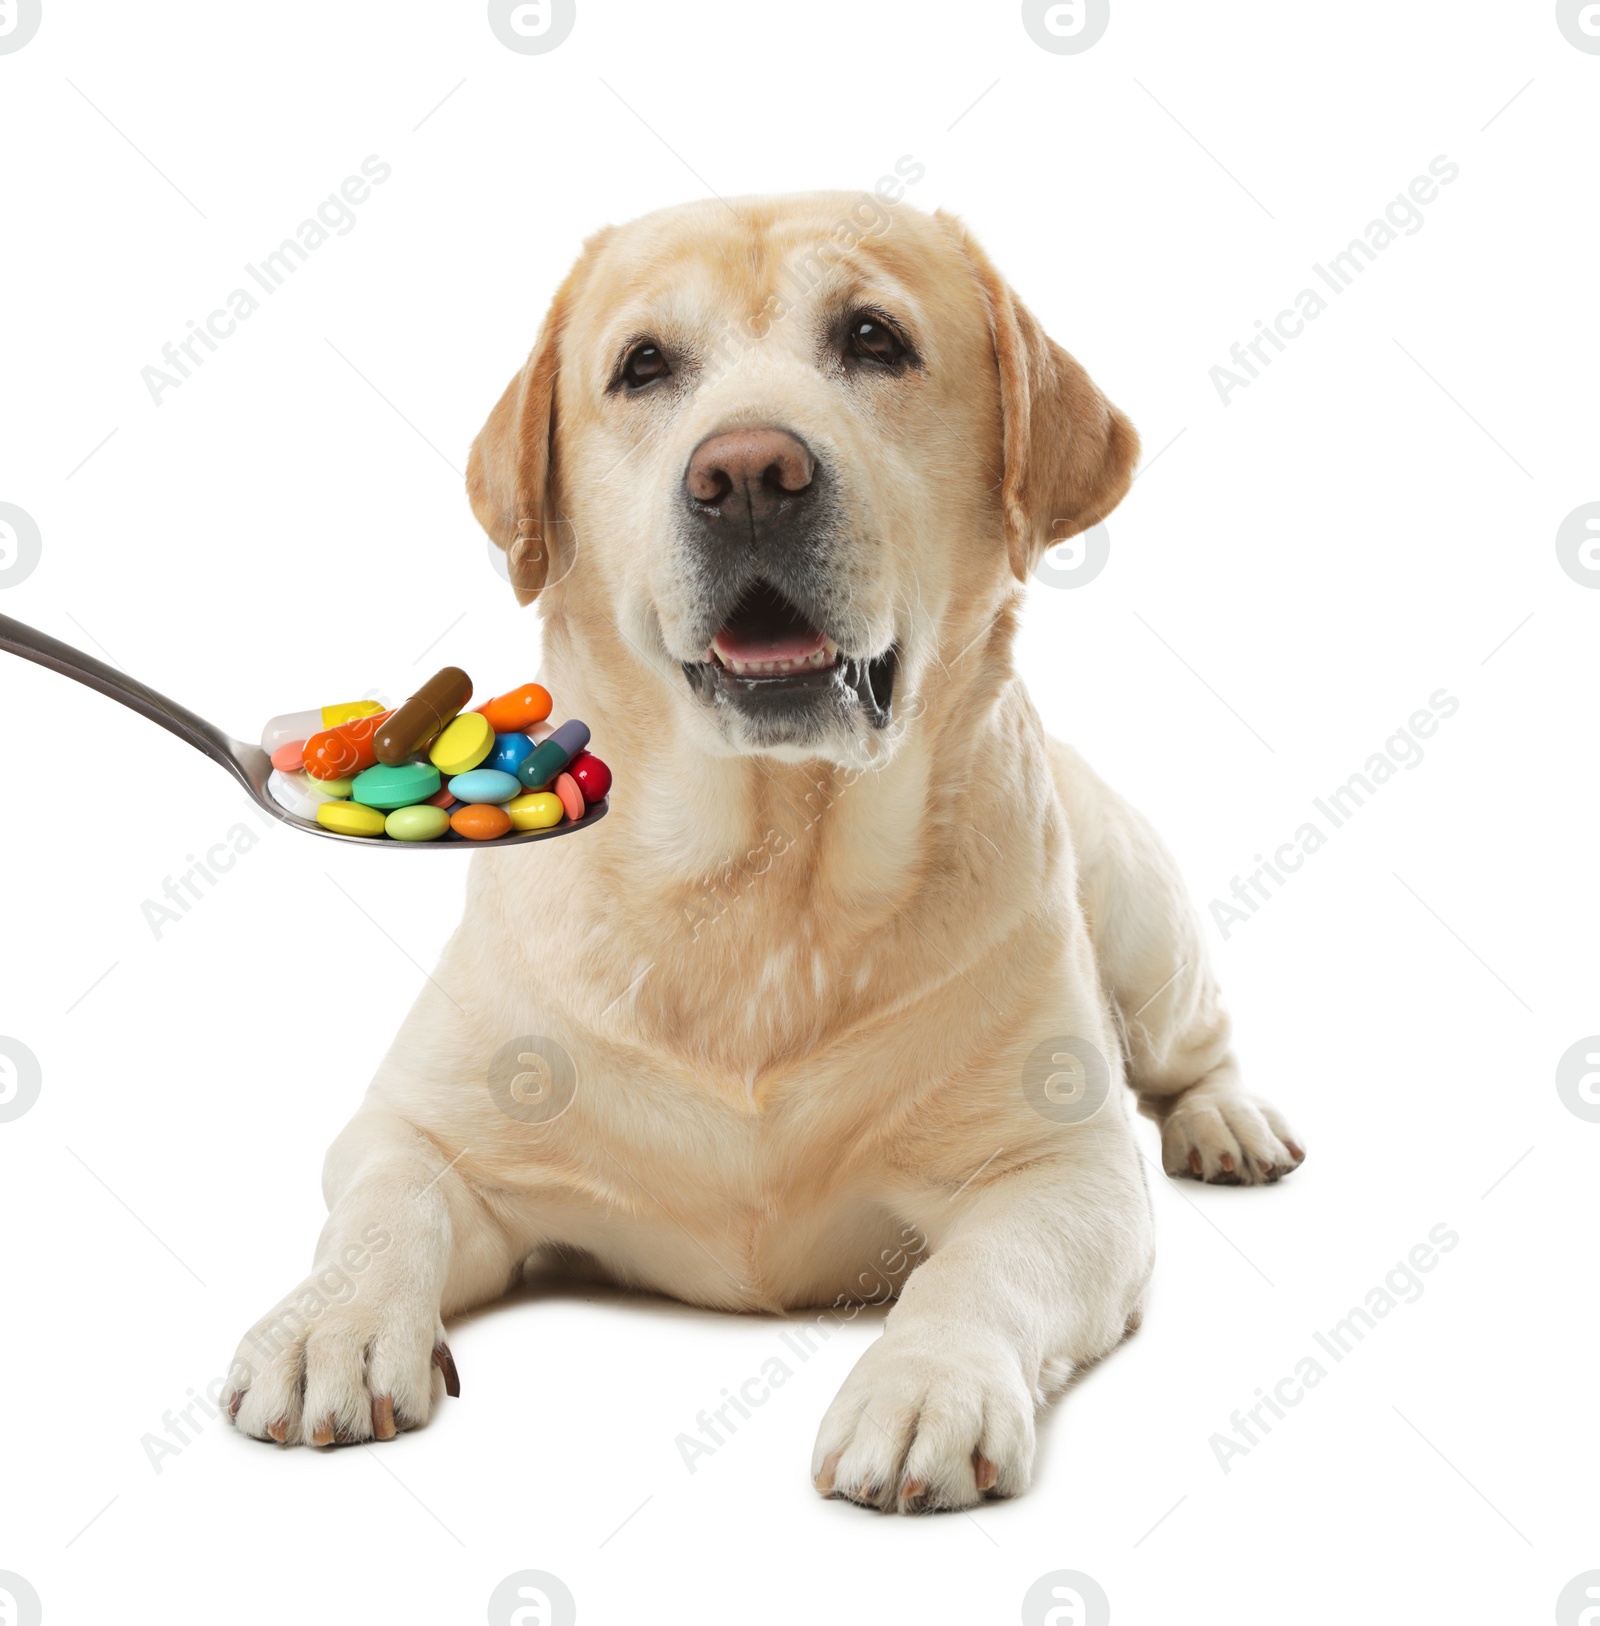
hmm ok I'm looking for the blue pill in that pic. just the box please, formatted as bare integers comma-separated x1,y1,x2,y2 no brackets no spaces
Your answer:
447,768,522,805
487,731,535,776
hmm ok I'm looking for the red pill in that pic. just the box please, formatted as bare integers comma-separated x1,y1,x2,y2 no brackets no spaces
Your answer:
568,751,611,804
270,740,305,773
427,788,457,809
303,710,394,781
478,683,553,734
450,803,512,841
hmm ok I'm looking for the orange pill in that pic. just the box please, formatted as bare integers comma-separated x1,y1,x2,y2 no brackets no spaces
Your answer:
450,803,512,841
304,710,393,781
552,771,584,823
479,683,553,734
270,740,305,773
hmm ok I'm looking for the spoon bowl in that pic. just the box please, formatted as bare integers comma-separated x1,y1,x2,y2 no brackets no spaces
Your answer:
0,612,607,849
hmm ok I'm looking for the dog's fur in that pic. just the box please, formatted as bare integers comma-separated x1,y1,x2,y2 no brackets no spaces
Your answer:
223,194,1302,1511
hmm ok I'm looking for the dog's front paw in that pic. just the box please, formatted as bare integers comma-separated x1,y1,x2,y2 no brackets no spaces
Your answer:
222,1273,457,1449
811,1330,1035,1513
1161,1084,1305,1185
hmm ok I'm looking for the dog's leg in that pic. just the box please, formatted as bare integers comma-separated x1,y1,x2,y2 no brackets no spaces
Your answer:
223,1109,518,1448
812,1146,1151,1513
1050,740,1305,1185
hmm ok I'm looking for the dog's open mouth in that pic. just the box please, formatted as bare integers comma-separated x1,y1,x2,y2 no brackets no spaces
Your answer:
683,581,897,733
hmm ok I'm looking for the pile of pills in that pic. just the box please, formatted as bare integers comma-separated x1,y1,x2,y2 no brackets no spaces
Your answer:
263,667,611,842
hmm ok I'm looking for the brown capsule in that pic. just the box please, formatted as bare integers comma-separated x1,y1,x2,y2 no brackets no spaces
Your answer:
374,666,472,765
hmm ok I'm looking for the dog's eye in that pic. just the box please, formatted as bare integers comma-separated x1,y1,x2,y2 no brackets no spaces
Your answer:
621,341,670,389
846,316,908,368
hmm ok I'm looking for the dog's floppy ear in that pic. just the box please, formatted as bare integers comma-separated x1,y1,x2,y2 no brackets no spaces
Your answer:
939,213,1140,583
467,230,611,605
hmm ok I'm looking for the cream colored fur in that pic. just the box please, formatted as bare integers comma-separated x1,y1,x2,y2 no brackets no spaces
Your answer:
222,193,1303,1511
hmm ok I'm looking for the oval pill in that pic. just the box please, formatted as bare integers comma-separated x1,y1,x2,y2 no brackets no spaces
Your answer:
429,712,495,776
450,803,512,841
479,682,552,734
487,731,535,777
316,800,387,837
375,666,473,766
385,804,452,842
506,791,564,831
552,772,584,822
351,761,442,810
304,709,393,780
321,698,384,728
262,699,382,753
568,751,611,804
448,768,521,805
268,768,340,819
270,740,306,773
547,719,590,758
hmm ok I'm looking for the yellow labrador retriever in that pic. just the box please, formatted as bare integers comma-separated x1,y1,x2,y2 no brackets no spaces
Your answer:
223,192,1304,1511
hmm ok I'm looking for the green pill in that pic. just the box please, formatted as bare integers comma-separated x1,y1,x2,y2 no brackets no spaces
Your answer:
385,803,452,842
351,761,442,809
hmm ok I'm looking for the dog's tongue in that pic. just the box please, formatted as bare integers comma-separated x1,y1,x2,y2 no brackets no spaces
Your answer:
713,624,828,664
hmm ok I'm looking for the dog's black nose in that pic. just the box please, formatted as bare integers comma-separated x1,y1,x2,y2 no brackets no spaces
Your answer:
685,428,815,533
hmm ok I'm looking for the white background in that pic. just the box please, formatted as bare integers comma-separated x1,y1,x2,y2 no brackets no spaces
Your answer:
1,2,1596,1622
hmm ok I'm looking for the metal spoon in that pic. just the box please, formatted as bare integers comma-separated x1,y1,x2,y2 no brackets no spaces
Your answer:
0,612,607,848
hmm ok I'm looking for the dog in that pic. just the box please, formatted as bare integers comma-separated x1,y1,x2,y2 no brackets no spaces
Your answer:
222,192,1304,1512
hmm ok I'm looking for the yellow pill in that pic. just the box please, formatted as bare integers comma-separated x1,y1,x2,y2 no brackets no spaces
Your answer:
322,698,384,728
429,712,494,777
316,800,387,837
506,791,564,831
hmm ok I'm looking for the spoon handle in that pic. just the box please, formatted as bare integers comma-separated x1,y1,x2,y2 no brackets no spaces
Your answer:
0,611,254,793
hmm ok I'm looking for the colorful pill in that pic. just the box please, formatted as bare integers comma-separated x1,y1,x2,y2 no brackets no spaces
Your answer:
568,752,611,804
506,791,564,831
515,721,590,791
270,740,306,773
479,682,553,734
450,803,512,841
552,772,585,823
386,804,452,842
487,731,536,777
426,787,457,809
429,711,495,776
268,768,341,820
316,800,387,837
304,710,394,780
351,761,442,810
448,768,521,805
375,666,473,767
260,698,383,753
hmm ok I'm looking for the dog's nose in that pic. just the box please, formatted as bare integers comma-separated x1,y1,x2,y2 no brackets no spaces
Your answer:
685,428,815,530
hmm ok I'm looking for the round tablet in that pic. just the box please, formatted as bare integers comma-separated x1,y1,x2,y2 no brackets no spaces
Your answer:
351,761,443,810
316,800,387,837
429,712,495,777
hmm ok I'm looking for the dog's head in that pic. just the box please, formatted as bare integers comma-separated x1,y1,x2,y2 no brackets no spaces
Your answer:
468,192,1137,766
